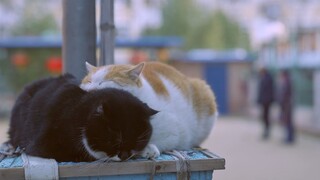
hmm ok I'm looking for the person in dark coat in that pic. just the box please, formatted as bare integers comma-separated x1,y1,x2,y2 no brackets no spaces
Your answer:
257,68,274,139
278,70,295,143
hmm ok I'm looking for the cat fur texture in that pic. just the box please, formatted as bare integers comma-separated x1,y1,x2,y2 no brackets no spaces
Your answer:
8,74,157,162
81,62,218,158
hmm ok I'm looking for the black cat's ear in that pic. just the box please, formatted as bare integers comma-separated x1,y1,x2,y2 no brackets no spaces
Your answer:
147,107,159,117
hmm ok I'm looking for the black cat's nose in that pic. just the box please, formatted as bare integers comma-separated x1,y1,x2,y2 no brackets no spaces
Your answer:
119,151,130,161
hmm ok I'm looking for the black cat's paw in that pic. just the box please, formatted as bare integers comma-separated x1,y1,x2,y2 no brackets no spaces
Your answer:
0,142,15,155
0,141,19,161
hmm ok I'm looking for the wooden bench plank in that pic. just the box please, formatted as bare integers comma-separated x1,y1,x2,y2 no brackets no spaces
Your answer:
0,149,225,179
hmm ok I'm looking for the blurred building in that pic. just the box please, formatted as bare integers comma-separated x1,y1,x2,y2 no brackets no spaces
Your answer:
197,0,320,47
170,49,255,115
0,0,62,37
202,0,320,130
112,0,162,38
0,0,162,39
2,0,320,127
2,0,320,45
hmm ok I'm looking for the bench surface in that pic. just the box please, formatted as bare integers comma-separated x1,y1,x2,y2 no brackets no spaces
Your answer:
0,149,225,179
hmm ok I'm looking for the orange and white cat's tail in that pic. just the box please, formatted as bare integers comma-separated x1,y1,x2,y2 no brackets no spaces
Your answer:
189,78,218,145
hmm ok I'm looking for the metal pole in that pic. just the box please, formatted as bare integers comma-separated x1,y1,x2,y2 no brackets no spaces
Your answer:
62,0,96,80
314,70,320,126
99,0,114,66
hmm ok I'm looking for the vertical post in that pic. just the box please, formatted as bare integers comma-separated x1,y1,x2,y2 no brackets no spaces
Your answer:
314,70,320,126
62,0,96,80
99,0,114,66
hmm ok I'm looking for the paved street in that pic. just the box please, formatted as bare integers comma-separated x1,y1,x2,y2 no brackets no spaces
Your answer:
0,120,8,143
202,116,320,180
0,116,319,180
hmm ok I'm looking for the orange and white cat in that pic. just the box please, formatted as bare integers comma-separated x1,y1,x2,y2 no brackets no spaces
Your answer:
81,62,218,159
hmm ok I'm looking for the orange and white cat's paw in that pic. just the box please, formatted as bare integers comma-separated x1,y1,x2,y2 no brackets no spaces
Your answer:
140,144,160,159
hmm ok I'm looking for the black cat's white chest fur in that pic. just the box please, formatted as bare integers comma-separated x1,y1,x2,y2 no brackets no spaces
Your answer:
8,74,157,162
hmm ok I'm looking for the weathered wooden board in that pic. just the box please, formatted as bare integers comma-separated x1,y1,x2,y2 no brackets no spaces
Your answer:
0,149,225,180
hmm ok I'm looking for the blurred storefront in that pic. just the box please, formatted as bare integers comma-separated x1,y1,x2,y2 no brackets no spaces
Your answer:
170,49,256,115
0,36,182,92
257,24,320,130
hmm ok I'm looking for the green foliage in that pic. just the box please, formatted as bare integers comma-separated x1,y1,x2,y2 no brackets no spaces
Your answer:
11,14,58,36
0,0,60,92
144,0,250,50
147,0,195,36
5,0,59,36
144,0,194,42
1,49,61,93
187,10,250,50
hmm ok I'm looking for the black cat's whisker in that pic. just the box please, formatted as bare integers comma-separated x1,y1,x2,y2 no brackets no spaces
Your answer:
139,129,150,136
111,142,121,148
138,129,151,139
136,139,149,143
123,153,136,161
79,157,113,171
92,158,110,164
111,132,123,148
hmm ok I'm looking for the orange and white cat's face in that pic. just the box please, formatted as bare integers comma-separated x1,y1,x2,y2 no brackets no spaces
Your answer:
80,62,144,91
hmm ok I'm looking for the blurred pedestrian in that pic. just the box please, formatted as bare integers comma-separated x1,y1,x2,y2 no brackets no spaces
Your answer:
278,70,295,144
257,68,274,139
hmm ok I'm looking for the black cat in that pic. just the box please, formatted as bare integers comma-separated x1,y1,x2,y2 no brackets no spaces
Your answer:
8,74,157,162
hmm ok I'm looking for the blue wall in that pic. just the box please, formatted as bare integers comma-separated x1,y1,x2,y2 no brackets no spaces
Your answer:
204,63,228,114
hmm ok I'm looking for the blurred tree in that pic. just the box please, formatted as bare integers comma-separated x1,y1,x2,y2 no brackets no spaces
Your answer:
11,14,58,36
0,0,59,37
0,0,60,93
1,49,61,93
187,10,251,50
143,0,196,44
144,0,250,50
0,0,15,9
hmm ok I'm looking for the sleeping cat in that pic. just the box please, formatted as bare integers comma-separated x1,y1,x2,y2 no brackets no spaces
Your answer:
8,74,157,162
81,62,218,159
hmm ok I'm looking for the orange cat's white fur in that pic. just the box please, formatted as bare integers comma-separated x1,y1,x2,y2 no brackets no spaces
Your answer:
81,62,218,158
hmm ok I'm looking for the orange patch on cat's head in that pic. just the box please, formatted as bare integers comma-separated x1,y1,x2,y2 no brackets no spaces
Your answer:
104,63,144,87
82,62,144,87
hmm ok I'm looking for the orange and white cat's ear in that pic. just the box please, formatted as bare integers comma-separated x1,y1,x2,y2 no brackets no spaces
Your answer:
128,63,144,80
85,62,97,72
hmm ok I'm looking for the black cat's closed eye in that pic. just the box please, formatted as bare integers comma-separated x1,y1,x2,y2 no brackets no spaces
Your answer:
95,105,104,114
